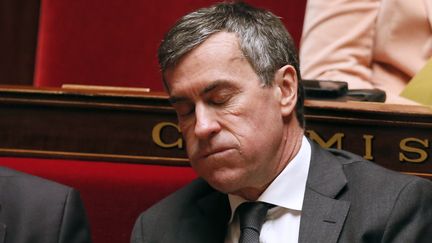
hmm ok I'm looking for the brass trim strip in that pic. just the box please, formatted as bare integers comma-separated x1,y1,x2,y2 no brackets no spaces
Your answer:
305,115,432,128
403,172,432,178
0,148,190,166
0,97,174,111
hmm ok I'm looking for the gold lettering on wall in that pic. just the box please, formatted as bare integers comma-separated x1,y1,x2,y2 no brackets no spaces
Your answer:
399,137,429,163
363,135,374,160
152,122,183,149
306,130,345,149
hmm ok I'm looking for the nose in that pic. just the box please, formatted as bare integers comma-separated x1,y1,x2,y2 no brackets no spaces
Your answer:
194,103,221,139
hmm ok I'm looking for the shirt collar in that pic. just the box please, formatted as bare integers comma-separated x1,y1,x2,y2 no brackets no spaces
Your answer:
228,136,311,219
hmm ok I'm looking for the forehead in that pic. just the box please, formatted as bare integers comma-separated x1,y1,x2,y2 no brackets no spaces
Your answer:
164,32,257,94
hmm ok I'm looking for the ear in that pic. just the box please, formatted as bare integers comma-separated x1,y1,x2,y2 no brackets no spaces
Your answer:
274,65,298,116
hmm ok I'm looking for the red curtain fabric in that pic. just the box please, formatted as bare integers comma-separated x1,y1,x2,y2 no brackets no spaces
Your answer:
34,0,306,90
0,157,196,243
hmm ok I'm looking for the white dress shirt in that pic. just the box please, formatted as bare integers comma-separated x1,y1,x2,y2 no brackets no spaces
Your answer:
225,136,311,243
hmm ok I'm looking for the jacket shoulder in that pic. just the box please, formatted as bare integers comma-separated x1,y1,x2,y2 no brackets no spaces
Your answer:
325,148,432,241
0,166,91,243
327,148,425,186
131,178,220,242
136,178,213,222
0,166,73,199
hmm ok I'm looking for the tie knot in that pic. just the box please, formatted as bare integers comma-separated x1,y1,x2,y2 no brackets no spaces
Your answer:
237,202,273,233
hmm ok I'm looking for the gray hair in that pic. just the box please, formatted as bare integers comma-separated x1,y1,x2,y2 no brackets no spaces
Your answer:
158,1,304,127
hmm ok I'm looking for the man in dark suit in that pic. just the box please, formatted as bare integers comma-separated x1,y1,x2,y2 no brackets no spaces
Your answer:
131,2,432,242
0,166,91,243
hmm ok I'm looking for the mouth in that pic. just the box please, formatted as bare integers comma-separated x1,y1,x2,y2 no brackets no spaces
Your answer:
201,147,235,159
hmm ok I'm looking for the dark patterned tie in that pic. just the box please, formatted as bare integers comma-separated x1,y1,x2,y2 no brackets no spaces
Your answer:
237,202,273,243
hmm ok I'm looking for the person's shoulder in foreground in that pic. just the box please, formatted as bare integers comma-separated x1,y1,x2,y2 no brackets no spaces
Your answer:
0,166,91,243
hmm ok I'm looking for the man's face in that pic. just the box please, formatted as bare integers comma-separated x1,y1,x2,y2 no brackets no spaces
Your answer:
165,32,291,197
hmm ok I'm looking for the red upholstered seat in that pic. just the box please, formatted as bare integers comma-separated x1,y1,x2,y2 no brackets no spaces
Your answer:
34,0,306,90
0,157,196,243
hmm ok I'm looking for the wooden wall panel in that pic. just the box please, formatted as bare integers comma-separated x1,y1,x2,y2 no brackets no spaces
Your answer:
1,86,432,179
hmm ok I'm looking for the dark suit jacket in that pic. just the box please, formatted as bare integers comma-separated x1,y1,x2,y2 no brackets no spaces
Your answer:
131,141,432,243
0,167,91,243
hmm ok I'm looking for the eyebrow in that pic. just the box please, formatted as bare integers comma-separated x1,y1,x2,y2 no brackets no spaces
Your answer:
169,79,234,104
202,80,232,94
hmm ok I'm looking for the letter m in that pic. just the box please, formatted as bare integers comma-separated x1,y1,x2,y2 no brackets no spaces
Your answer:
306,130,345,149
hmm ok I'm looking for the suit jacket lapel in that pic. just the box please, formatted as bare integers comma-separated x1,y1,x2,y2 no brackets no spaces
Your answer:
299,141,350,243
176,187,230,243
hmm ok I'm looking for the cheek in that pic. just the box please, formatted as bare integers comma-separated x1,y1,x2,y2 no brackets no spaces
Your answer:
234,106,284,153
183,131,198,154
177,123,198,155
178,116,197,137
241,103,282,134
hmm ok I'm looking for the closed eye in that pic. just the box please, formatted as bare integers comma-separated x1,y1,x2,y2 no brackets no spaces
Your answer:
205,86,240,107
209,93,231,105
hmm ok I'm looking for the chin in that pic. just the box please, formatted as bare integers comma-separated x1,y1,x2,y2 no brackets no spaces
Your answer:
208,181,238,194
203,169,244,194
